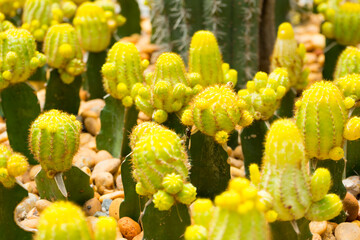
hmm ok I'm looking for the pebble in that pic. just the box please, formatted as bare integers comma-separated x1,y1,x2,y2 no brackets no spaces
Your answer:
94,211,108,217
20,218,39,229
99,191,124,202
24,181,38,195
133,232,143,240
92,158,121,176
232,145,243,160
73,148,97,168
231,166,245,178
323,222,337,240
0,122,6,133
84,117,101,136
83,198,102,216
102,199,113,212
138,111,151,121
0,131,8,143
29,165,41,180
109,198,123,220
228,157,243,169
335,222,360,240
353,220,360,228
118,217,142,240
80,133,94,146
312,233,321,240
94,172,114,194
343,192,359,221
94,150,113,165
35,199,52,213
343,176,360,198
79,99,105,116
116,174,123,190
309,221,327,235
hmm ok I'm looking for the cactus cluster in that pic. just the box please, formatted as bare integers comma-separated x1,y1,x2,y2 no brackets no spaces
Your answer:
0,144,28,188
271,22,309,90
0,28,46,89
43,23,85,84
321,2,360,46
29,109,82,178
130,122,196,210
185,177,277,240
335,73,360,101
334,46,360,80
259,119,342,221
238,68,290,120
182,84,253,144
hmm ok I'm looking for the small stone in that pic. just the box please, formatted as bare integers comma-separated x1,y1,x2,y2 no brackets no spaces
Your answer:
118,217,141,240
73,147,97,168
94,150,113,165
138,111,151,121
24,181,38,195
84,117,101,136
133,232,143,240
94,172,114,194
109,198,123,220
35,199,52,213
353,220,360,228
0,131,8,143
309,221,327,235
228,157,243,169
116,174,123,190
0,122,6,133
343,176,360,198
81,166,91,175
94,211,108,217
79,99,105,116
343,192,359,221
232,145,243,160
231,166,245,178
29,165,41,180
102,199,113,211
335,222,360,240
20,218,39,229
83,198,102,216
92,158,121,176
306,53,317,64
312,233,321,240
80,133,93,146
312,34,325,49
99,191,124,202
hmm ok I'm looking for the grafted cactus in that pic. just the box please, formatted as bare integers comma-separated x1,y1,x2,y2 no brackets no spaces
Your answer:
321,2,360,46
102,41,147,106
188,31,237,88
182,84,253,144
135,52,201,124
35,201,92,240
260,119,342,222
185,177,277,240
73,2,113,52
130,122,196,210
238,68,290,121
334,46,360,80
271,22,308,90
29,109,82,178
0,144,28,188
0,28,46,89
43,23,85,84
22,0,64,42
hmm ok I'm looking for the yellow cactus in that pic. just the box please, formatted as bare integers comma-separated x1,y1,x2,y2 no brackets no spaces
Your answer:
335,74,360,101
334,47,360,80
6,153,28,177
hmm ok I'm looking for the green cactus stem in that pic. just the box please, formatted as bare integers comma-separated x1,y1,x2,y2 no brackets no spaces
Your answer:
85,51,107,99
116,0,140,37
0,182,33,240
322,39,346,80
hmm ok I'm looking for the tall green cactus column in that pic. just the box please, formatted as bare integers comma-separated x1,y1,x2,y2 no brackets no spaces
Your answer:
239,69,290,177
182,85,253,199
116,0,141,37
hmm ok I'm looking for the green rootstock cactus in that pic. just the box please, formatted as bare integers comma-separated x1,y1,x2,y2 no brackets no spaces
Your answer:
35,201,92,240
334,46,360,80
185,178,277,240
0,29,46,89
43,23,85,84
321,2,360,46
102,41,148,106
295,81,356,161
182,85,253,144
22,0,65,42
238,68,290,121
0,144,29,188
271,22,308,90
188,30,237,88
73,2,117,52
135,52,202,123
260,119,342,221
130,122,196,210
29,109,82,178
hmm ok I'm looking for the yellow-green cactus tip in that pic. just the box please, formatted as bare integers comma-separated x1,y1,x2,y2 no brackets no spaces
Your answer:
214,190,242,211
7,153,28,177
181,109,194,126
0,167,15,188
122,96,133,108
175,183,197,205
344,97,355,109
184,225,207,240
277,22,294,40
322,22,334,39
94,216,117,240
311,168,331,202
249,163,260,186
135,182,150,196
265,210,278,223
162,173,183,195
152,109,168,124
344,116,360,141
193,198,213,213
328,147,344,161
153,190,175,211
214,131,229,144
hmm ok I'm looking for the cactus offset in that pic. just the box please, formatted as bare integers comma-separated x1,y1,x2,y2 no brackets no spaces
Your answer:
188,31,237,87
130,122,196,210
43,23,85,84
29,110,82,178
35,201,92,240
271,22,308,90
135,52,201,123
260,119,342,221
334,47,360,80
335,74,360,101
182,84,253,144
95,0,126,32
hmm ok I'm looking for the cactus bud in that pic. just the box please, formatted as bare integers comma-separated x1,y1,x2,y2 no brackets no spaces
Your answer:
271,22,308,90
44,23,85,84
344,116,360,141
184,225,207,240
7,153,28,177
153,190,175,211
334,74,360,101
334,47,360,80
35,201,92,240
94,216,117,240
0,168,15,188
311,168,331,202
29,110,82,178
95,0,126,31
102,42,144,105
191,199,214,227
74,2,112,52
162,173,184,194
0,144,11,168
295,81,347,160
